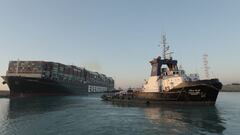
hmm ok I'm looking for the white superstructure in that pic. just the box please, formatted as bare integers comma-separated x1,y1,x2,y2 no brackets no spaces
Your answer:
142,34,199,93
143,69,188,92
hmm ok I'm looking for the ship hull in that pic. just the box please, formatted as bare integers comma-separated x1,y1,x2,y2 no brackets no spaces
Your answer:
2,76,110,97
102,79,222,105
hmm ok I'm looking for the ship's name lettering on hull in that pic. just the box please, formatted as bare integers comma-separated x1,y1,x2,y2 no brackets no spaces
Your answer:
188,89,201,95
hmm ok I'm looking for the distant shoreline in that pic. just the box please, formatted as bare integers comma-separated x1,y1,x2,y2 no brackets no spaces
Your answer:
0,90,10,98
221,84,240,92
220,90,240,92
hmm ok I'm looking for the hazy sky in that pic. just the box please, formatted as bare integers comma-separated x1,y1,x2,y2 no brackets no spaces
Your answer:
0,0,240,90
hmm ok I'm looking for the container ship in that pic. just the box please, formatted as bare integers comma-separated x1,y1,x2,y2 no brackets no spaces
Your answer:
102,35,222,105
2,61,114,97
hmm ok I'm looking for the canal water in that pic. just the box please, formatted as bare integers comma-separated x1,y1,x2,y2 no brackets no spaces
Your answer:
0,92,239,135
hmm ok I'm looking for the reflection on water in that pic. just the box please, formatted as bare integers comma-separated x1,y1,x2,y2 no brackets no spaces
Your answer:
1,93,239,135
110,102,226,134
0,99,9,120
7,96,82,119
0,96,91,135
144,105,226,134
0,98,10,134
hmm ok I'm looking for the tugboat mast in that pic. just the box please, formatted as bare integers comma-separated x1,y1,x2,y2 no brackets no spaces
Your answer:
160,34,173,59
203,54,210,79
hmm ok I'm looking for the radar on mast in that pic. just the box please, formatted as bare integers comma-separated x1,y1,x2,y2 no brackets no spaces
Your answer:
159,33,173,59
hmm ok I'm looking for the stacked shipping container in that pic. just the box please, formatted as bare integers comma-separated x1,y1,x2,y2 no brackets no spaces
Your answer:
7,61,114,89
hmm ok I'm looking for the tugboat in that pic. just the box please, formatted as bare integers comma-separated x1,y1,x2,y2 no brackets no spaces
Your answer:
102,34,222,105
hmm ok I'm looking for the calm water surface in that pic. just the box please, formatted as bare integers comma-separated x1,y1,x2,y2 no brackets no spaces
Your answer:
0,92,239,135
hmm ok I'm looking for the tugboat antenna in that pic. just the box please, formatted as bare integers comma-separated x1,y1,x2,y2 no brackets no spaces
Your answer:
160,33,173,59
203,54,210,79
